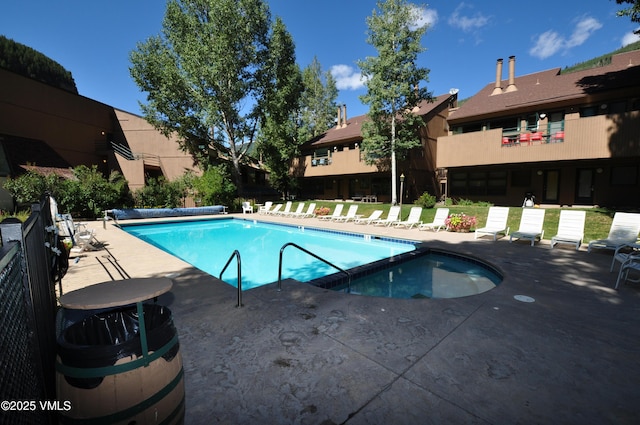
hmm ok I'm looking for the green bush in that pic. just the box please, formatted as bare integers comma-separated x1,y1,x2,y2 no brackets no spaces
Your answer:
192,165,236,206
3,165,132,218
133,176,184,208
415,191,437,209
456,198,474,206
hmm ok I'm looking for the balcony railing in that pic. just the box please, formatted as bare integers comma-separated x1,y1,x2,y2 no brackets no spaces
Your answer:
501,131,565,147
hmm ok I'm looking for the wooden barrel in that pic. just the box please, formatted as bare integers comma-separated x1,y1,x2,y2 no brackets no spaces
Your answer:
56,304,185,424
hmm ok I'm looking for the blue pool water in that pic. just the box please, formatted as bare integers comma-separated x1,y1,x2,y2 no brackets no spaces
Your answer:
323,251,502,299
122,218,416,290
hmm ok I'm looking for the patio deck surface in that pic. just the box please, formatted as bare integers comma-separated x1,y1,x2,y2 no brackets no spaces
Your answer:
60,212,640,424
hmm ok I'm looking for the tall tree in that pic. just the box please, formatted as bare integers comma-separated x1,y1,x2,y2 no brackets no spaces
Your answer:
257,17,303,198
616,0,640,33
298,56,339,142
357,0,432,205
129,0,277,194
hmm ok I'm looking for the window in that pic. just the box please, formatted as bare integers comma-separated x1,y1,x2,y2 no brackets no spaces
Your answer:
611,165,638,186
449,171,506,196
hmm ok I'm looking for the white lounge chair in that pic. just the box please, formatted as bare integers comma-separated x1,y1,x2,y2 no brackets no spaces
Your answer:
242,201,253,214
354,210,383,225
285,202,305,217
509,208,546,246
394,206,423,229
418,208,449,232
373,206,401,227
276,201,292,216
266,203,282,215
474,207,510,241
293,203,316,218
333,205,360,222
56,213,97,252
588,212,640,253
318,204,344,221
550,210,585,250
258,201,273,214
615,251,640,289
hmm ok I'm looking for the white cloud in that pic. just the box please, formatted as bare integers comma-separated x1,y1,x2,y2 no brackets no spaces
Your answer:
447,3,489,32
409,5,438,30
529,30,564,59
530,16,602,59
566,17,602,48
330,64,365,90
622,30,640,46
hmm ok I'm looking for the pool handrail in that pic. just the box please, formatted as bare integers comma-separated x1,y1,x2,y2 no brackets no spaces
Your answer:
219,250,243,307
277,242,351,292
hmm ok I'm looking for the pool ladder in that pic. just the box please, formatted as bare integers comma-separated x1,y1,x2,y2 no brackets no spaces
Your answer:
278,242,351,293
219,250,243,307
220,243,351,308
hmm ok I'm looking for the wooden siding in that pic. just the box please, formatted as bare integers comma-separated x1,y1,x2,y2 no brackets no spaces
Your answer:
301,147,378,177
436,113,639,168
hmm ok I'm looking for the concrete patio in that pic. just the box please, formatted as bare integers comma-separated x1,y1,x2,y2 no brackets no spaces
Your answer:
60,212,640,424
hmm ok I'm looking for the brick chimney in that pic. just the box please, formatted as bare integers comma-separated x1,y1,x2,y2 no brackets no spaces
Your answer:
505,55,518,93
491,58,503,96
341,104,347,128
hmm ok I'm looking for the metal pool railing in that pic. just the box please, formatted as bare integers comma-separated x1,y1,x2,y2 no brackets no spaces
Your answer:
277,242,351,292
219,250,243,307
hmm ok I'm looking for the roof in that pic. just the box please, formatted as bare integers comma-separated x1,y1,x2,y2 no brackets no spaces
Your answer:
448,50,640,124
0,134,72,176
303,93,454,148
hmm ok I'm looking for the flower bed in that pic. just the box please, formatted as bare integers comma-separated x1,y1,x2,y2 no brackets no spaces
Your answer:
445,213,477,232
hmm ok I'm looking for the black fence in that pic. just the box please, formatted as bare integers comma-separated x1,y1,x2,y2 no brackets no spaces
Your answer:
0,197,59,425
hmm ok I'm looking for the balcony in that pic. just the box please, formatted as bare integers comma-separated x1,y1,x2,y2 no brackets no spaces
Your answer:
302,147,378,177
437,114,627,168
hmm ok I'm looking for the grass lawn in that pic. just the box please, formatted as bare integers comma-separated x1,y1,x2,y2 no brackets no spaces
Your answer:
278,200,619,242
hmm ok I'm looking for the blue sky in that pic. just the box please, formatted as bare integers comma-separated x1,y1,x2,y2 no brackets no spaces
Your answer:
2,1,639,119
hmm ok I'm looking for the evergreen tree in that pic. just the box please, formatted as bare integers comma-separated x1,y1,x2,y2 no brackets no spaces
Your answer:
298,57,339,142
257,17,303,198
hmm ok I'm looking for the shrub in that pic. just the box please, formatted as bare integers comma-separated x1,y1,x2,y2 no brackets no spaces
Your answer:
192,165,236,206
456,198,474,206
415,192,437,209
133,176,184,208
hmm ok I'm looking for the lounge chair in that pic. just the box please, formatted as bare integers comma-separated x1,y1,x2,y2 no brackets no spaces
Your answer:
318,204,344,221
265,203,282,215
588,212,640,253
276,201,293,216
614,251,640,289
333,205,360,222
354,210,383,225
242,201,253,214
56,213,97,252
285,202,305,217
509,208,546,246
418,208,449,232
550,210,586,250
474,207,510,240
292,203,316,218
394,206,423,229
258,201,273,214
373,206,401,227
610,242,640,272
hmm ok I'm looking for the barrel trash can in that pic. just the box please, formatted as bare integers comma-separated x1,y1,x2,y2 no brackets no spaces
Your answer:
56,303,185,424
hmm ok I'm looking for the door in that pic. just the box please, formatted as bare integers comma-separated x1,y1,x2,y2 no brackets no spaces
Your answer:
542,170,560,203
575,168,594,204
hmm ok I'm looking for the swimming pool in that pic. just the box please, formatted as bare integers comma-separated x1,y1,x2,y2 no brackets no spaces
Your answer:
121,218,417,290
311,249,503,299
